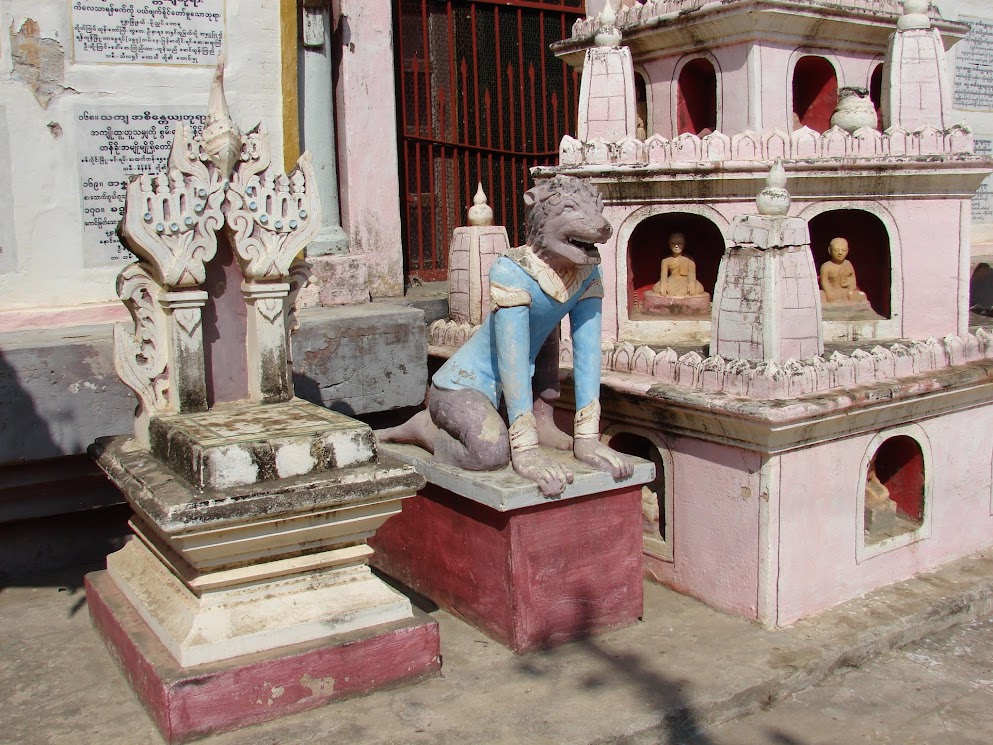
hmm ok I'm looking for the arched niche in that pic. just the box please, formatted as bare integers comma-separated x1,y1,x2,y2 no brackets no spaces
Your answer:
635,69,650,137
626,212,725,316
605,428,673,560
864,434,926,546
791,55,838,133
676,57,718,136
856,424,933,562
808,209,891,318
869,62,884,130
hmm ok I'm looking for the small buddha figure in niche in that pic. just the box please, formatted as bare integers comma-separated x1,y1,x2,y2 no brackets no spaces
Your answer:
819,237,869,306
652,232,705,297
642,231,710,316
864,459,897,534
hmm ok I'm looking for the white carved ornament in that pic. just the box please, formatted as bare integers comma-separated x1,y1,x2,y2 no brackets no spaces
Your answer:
119,127,225,288
226,125,323,281
113,263,170,417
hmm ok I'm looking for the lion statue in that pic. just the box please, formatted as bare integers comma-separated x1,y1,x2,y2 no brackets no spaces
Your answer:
380,175,633,496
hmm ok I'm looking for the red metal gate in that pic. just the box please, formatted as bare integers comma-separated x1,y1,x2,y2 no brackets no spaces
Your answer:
395,0,584,281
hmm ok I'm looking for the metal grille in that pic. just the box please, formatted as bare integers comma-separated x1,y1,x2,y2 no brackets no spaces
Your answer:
396,0,584,281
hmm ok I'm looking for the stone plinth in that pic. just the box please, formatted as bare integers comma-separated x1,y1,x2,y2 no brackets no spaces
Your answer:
86,570,440,744
641,291,710,317
712,213,823,362
370,445,654,653
91,429,426,667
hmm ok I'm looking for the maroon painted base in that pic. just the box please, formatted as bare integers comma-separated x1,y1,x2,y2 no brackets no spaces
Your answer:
369,483,643,654
85,571,441,743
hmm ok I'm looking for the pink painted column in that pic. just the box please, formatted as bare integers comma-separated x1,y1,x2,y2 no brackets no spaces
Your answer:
332,0,404,298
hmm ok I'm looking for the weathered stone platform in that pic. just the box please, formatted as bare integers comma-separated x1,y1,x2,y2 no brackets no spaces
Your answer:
370,445,654,653
90,433,426,665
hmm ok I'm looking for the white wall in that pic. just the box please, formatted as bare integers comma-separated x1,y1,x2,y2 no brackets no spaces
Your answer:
941,0,993,247
0,0,285,315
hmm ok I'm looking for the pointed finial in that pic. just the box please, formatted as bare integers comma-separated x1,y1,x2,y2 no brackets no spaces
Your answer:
202,55,244,179
595,0,622,47
756,159,791,216
898,0,930,30
467,183,494,226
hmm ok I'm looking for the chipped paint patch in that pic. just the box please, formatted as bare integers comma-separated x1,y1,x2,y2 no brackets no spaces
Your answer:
299,673,335,698
478,409,504,444
10,20,75,108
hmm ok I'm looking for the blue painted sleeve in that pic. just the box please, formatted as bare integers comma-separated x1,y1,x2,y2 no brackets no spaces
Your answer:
494,304,534,424
570,296,602,412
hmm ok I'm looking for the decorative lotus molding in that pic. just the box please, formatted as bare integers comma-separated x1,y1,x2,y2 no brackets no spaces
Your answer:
557,124,974,168
593,332,993,400
430,320,993,401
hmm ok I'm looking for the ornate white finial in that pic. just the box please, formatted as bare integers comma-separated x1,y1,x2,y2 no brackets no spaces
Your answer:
898,0,931,30
467,183,494,226
756,159,791,216
202,56,244,180
594,0,622,47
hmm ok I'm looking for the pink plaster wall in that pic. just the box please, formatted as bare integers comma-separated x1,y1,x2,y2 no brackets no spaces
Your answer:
776,407,993,626
0,303,128,333
600,205,626,341
639,57,675,139
333,0,405,299
885,199,961,339
757,44,881,132
715,44,749,133
648,436,764,619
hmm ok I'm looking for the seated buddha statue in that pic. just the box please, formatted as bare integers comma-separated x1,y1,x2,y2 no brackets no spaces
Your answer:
819,237,869,306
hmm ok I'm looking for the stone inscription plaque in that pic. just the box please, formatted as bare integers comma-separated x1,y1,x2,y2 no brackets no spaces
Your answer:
974,137,993,224
954,16,993,111
0,108,17,273
76,107,206,266
71,0,224,66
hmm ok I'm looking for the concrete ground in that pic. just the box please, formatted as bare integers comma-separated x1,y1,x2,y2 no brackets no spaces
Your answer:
2,549,992,745
707,618,993,745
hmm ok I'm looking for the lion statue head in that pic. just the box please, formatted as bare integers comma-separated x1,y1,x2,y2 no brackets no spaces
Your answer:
522,175,612,268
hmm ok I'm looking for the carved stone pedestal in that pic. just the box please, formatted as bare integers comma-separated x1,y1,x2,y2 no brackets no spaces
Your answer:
371,445,654,654
87,406,436,741
642,291,711,316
